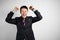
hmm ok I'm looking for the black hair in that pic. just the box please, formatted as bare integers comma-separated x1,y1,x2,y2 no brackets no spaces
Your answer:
20,6,28,11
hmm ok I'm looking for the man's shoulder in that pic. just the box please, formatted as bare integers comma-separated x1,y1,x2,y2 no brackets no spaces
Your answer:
15,17,20,19
27,16,32,18
15,16,32,19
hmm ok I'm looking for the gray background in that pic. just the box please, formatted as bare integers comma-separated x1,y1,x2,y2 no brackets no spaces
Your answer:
0,0,60,40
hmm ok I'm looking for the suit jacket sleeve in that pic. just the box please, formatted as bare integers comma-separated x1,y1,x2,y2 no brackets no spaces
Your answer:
32,10,43,23
5,11,17,25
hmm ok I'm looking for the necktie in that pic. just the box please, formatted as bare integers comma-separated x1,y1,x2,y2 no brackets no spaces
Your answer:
23,18,25,26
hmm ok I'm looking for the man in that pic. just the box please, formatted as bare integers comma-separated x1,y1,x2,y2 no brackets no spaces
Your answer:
5,6,43,40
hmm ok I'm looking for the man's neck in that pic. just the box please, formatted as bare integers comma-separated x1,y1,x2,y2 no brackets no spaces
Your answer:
21,16,27,19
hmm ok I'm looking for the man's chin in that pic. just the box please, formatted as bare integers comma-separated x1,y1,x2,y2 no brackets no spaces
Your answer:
22,16,27,19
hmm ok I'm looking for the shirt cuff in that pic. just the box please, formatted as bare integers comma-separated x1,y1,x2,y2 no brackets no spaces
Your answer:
12,10,15,13
33,9,37,12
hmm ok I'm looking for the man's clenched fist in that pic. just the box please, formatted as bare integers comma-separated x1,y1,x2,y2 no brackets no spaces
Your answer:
29,6,34,11
13,7,19,12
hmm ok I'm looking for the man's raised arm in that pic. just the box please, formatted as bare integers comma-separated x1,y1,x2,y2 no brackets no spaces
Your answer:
29,6,43,23
5,7,19,24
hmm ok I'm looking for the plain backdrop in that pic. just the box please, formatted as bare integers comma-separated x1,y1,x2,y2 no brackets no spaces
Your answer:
0,0,60,40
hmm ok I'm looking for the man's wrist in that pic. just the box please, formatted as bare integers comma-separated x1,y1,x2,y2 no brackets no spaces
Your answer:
12,10,15,13
32,8,37,12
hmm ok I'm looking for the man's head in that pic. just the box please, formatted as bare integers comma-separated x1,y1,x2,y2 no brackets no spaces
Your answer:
20,6,28,18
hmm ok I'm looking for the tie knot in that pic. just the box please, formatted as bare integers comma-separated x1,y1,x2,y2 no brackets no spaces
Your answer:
23,18,25,23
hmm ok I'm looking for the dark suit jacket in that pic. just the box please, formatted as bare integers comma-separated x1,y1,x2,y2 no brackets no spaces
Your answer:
5,10,42,40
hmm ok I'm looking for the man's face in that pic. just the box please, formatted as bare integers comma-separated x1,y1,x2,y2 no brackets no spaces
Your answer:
20,8,28,18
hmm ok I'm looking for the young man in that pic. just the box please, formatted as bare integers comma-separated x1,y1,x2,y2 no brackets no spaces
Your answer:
5,6,43,40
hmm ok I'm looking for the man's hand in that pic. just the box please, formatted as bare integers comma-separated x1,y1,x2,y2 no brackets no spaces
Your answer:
29,6,34,11
13,7,19,12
